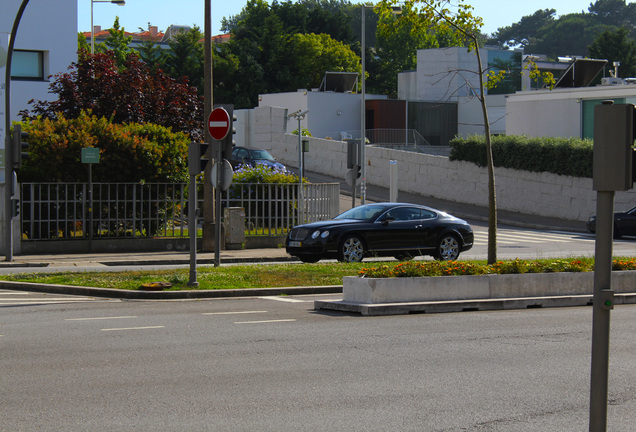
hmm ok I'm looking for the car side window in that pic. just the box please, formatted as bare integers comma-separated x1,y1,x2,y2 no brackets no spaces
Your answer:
421,210,436,219
384,208,417,221
238,149,248,159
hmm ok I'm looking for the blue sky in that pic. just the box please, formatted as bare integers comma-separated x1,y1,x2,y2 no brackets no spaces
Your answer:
78,0,593,37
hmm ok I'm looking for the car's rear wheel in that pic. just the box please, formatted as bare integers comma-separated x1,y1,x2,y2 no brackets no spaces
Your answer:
339,235,365,263
434,234,460,261
298,255,320,263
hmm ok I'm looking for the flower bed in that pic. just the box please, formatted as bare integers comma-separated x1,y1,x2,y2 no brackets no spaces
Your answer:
358,258,636,279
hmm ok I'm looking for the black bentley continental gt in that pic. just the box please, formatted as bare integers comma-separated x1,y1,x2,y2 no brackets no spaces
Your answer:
285,203,474,263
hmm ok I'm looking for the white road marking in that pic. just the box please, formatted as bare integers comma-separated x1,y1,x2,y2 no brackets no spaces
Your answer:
0,299,100,305
65,316,138,321
234,319,296,324
257,296,310,303
203,310,268,315
101,326,164,332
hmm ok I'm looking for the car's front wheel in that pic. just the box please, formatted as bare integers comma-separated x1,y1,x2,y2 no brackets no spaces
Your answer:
434,234,460,261
338,235,365,263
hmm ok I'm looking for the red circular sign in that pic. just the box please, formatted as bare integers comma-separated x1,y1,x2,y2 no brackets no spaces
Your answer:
207,107,231,140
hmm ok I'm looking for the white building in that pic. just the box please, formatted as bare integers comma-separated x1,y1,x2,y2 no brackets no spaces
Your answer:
257,89,387,141
1,0,77,255
506,80,636,139
397,46,521,137
2,0,77,121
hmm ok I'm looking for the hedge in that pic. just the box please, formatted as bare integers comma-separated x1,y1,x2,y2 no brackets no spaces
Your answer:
449,135,593,178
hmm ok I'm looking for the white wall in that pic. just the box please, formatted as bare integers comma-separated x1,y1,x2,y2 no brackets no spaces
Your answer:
457,95,506,137
2,0,77,119
259,90,387,140
506,85,636,138
397,70,417,100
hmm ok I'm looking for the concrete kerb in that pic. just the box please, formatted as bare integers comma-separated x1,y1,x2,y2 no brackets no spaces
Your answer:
0,280,341,300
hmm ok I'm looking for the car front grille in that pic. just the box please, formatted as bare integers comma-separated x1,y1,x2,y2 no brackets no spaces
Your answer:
289,228,309,241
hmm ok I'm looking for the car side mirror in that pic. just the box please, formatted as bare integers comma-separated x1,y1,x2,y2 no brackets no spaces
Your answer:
380,217,395,225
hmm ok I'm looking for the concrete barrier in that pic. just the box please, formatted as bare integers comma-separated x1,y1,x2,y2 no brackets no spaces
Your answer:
310,272,636,315
341,272,636,304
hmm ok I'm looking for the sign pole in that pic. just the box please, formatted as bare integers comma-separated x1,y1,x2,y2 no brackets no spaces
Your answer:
187,173,198,286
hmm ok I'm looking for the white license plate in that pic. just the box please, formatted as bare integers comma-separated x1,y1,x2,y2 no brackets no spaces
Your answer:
289,241,302,247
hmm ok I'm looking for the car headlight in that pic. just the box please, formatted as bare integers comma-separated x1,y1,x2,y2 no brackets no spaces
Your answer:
321,230,330,238
311,230,321,239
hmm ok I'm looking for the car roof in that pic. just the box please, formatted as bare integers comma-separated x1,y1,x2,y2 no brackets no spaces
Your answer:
356,202,441,214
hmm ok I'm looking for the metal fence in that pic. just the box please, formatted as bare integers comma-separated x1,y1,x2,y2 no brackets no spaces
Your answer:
19,182,339,241
221,182,340,236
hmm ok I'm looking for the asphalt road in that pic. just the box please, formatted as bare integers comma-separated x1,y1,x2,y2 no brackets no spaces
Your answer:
2,295,635,431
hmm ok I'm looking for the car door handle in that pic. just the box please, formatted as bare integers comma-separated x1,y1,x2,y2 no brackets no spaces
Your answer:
415,225,423,229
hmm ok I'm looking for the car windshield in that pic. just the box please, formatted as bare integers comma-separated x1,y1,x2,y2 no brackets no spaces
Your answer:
334,205,388,221
249,150,275,161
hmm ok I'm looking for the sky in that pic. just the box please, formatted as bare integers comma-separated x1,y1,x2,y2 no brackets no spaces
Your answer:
78,0,595,37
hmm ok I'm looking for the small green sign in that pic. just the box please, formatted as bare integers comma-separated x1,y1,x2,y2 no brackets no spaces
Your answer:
81,147,100,164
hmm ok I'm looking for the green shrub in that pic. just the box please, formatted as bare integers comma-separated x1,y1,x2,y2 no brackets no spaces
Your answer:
449,135,593,178
17,111,189,183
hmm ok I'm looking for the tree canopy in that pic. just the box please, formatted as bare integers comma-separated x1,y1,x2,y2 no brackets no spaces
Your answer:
489,0,636,63
21,50,203,140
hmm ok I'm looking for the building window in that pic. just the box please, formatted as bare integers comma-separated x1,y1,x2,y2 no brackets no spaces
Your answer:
11,50,45,80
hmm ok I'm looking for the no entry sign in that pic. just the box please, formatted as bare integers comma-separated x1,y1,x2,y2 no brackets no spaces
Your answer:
207,107,231,140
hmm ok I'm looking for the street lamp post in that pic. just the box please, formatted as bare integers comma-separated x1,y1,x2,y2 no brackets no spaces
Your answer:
360,3,367,205
90,0,125,54
288,109,309,221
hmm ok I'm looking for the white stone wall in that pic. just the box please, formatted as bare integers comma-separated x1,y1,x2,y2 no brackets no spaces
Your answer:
252,106,636,222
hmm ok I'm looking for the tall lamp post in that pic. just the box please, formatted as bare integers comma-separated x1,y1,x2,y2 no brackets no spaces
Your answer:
90,0,125,54
360,3,368,205
288,109,309,221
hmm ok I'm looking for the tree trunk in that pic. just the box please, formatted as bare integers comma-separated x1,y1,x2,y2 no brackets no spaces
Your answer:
473,41,497,264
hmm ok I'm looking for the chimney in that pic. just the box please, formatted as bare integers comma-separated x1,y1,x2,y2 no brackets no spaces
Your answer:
149,25,158,37
93,25,101,34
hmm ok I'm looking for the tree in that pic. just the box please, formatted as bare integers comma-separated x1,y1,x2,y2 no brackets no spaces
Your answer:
288,33,361,90
136,38,165,74
21,50,203,140
589,27,636,77
588,0,631,25
103,17,133,67
489,9,556,49
163,26,205,94
214,0,361,107
374,0,481,96
526,13,606,59
222,0,356,44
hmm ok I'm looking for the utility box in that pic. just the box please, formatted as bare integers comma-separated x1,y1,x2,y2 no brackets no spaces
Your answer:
593,102,634,191
224,207,245,250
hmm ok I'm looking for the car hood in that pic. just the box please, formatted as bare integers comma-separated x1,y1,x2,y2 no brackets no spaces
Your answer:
294,219,366,230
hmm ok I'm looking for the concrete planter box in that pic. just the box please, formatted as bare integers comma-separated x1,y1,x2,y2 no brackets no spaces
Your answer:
342,271,636,304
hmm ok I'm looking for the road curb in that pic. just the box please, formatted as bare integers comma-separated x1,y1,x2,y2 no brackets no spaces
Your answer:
0,280,341,299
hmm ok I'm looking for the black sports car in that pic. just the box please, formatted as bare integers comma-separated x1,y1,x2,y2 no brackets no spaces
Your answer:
286,203,474,263
587,205,636,238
